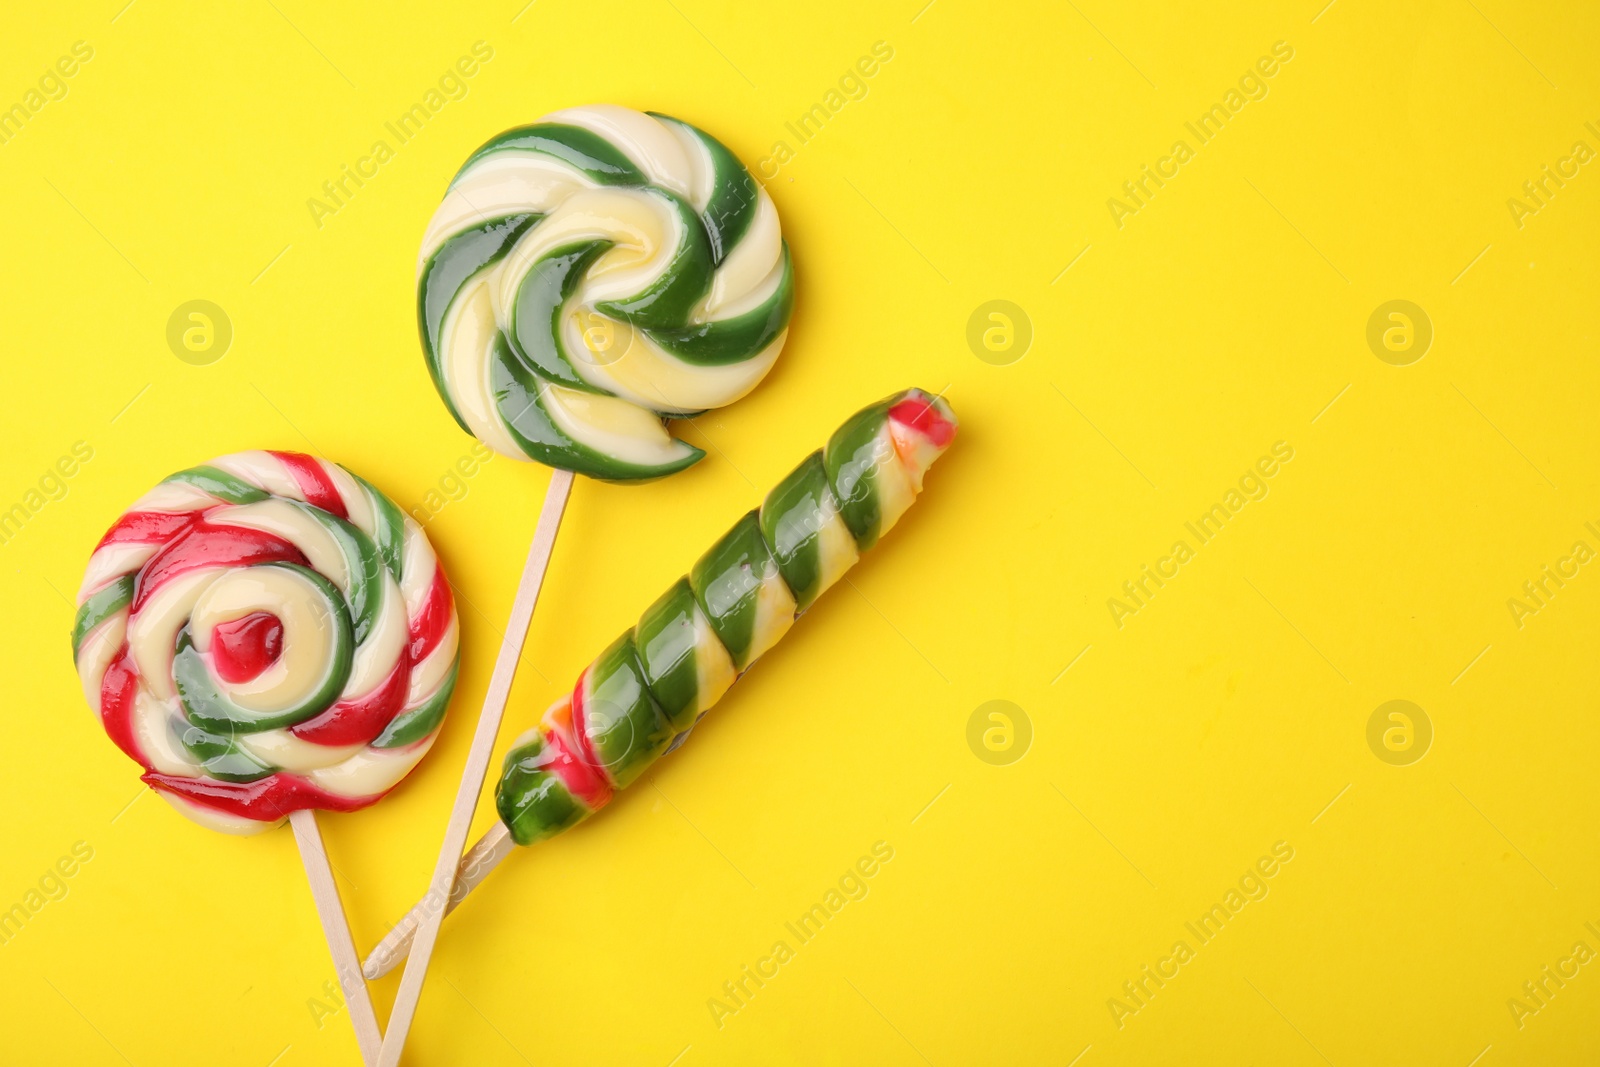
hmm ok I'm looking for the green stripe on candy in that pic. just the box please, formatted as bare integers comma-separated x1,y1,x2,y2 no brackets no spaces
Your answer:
508,240,613,393
643,242,793,367
163,466,270,505
495,734,592,846
171,714,276,783
582,633,674,789
172,565,353,733
649,113,760,266
71,573,134,660
417,213,541,432
825,395,898,553
689,510,779,671
759,451,835,613
632,578,703,733
372,654,459,749
451,123,649,188
292,503,384,646
350,471,406,584
487,334,705,481
592,191,714,331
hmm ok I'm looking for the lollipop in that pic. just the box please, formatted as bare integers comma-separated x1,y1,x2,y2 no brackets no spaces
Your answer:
71,450,459,1065
363,388,956,978
416,102,791,479
383,104,793,1063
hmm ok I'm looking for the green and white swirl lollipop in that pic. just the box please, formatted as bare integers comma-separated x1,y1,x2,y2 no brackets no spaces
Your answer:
417,103,794,480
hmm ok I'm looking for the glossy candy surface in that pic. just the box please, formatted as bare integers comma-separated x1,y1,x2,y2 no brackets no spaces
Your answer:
71,451,460,835
418,104,794,481
495,388,956,845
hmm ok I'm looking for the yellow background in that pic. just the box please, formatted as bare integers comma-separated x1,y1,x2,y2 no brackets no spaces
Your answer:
3,0,1598,1063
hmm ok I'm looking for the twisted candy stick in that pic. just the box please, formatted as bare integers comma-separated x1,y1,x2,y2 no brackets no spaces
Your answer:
385,106,794,1063
72,450,460,1064
364,389,956,978
419,103,793,481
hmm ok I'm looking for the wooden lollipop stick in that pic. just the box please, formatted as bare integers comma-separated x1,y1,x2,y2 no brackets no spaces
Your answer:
378,468,574,1067
363,822,513,980
290,808,384,1067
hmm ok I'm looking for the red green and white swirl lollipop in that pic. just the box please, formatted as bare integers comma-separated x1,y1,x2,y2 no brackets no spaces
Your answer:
71,450,460,1064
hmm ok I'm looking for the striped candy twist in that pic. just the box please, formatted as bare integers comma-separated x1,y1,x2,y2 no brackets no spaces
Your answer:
418,104,794,481
495,388,957,846
71,451,460,835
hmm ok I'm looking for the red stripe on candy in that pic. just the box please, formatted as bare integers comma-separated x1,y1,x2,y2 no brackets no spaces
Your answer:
143,771,381,821
408,566,453,663
568,671,606,779
271,451,348,519
289,650,411,747
130,521,309,613
888,396,956,447
98,648,144,766
543,720,613,811
95,510,201,551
